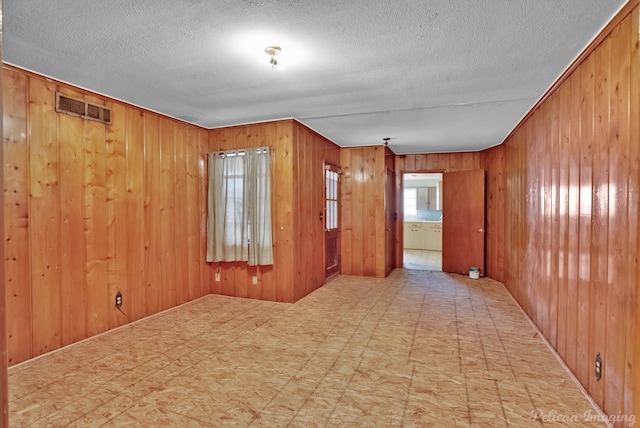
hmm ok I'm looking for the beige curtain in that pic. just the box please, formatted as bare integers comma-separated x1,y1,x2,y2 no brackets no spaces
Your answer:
206,148,273,266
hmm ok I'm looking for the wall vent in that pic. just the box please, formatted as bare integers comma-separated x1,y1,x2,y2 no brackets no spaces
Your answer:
55,92,112,125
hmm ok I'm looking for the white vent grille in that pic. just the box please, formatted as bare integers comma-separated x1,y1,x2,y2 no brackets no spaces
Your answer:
55,92,112,125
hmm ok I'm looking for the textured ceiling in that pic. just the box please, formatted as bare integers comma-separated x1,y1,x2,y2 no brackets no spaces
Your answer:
4,0,627,154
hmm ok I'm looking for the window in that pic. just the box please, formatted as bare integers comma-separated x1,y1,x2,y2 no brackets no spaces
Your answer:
404,188,417,216
206,148,273,266
326,169,339,230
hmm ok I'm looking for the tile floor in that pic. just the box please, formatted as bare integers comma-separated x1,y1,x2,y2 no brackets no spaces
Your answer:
403,249,442,271
9,270,606,427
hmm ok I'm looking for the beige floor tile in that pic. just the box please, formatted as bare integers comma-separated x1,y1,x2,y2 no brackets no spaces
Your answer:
403,249,442,271
8,270,607,427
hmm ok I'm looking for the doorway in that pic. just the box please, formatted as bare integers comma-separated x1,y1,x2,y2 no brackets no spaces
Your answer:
402,173,443,271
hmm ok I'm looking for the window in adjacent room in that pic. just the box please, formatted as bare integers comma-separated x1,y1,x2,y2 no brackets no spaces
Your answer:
403,188,417,217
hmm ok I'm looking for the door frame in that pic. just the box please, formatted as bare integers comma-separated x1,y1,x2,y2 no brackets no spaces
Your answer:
384,167,396,276
397,169,445,269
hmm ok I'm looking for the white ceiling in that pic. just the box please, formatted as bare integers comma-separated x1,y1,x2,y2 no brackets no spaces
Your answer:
4,0,627,154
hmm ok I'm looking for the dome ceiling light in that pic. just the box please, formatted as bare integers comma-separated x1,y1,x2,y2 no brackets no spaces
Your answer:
264,46,281,68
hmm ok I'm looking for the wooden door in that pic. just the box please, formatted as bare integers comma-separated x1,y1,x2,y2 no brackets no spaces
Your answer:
442,169,486,275
384,168,396,275
324,164,340,279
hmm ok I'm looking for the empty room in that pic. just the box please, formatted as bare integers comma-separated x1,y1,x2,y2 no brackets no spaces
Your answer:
0,0,639,427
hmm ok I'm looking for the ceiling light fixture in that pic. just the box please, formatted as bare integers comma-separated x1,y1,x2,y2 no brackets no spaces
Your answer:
264,46,281,68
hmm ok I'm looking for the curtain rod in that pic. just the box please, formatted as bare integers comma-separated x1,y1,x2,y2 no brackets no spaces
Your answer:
214,147,270,157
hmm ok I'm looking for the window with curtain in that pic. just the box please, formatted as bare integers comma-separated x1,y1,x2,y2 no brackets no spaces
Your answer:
206,147,273,266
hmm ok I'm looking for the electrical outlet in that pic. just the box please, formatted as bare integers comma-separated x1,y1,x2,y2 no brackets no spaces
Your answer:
252,276,258,285
215,273,221,282
115,292,123,309
595,353,602,381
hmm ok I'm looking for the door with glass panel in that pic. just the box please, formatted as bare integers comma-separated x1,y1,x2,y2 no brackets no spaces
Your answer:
325,164,341,279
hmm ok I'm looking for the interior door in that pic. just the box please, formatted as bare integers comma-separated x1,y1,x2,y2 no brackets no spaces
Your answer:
384,168,396,275
324,164,341,279
442,169,485,275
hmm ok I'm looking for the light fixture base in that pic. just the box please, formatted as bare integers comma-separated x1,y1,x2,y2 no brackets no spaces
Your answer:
265,46,282,68
264,46,282,56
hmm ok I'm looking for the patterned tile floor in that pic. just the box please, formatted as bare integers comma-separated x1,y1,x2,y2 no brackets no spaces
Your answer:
9,270,606,427
403,249,442,271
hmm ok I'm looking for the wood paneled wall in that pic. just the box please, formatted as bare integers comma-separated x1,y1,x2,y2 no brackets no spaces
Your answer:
207,120,340,303
0,21,8,425
207,123,284,301
395,152,480,174
481,4,639,423
3,66,210,365
292,122,341,301
480,146,506,283
340,146,394,277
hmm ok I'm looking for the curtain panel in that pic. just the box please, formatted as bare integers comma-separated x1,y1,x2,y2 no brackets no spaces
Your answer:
206,148,274,266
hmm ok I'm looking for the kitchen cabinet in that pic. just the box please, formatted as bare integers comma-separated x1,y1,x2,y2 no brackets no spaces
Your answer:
404,222,442,250
425,223,442,250
416,187,439,210
404,222,426,249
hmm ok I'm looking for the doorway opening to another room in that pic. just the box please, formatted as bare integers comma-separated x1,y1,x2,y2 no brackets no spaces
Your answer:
402,173,442,271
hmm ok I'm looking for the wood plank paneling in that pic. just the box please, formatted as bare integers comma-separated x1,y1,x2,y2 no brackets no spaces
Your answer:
556,82,570,359
125,108,146,323
604,16,631,419
291,123,328,300
481,146,505,283
29,77,62,357
199,129,211,298
190,128,208,300
627,5,640,423
59,86,87,343
274,122,294,302
173,122,189,305
84,95,109,337
160,118,177,310
576,53,594,388
0,32,7,426
541,101,553,339
258,123,276,301
566,71,581,372
549,91,560,350
106,101,128,329
480,4,640,423
341,147,370,277
341,148,353,275
589,34,610,408
143,113,162,315
3,65,210,364
363,148,376,276
2,70,32,364
3,69,32,364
